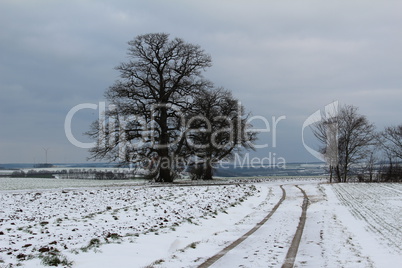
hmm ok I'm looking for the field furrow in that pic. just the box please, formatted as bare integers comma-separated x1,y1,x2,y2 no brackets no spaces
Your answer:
331,183,402,252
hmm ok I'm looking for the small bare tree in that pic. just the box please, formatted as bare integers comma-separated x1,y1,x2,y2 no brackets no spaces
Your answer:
313,116,339,183
378,124,402,182
312,104,377,182
381,125,402,159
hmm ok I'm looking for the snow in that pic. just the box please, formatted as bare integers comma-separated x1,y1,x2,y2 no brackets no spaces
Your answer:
323,183,402,267
0,178,401,267
209,185,303,267
0,177,146,191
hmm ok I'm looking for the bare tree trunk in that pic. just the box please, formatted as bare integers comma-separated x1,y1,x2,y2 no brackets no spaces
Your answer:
335,165,341,183
343,167,348,183
158,163,172,182
156,106,173,183
204,161,213,180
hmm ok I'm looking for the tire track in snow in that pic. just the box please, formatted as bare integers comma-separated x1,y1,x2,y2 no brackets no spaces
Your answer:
378,183,402,194
282,185,309,268
198,185,287,268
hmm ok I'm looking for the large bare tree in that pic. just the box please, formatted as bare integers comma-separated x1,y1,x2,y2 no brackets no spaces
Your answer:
87,33,212,182
312,104,377,182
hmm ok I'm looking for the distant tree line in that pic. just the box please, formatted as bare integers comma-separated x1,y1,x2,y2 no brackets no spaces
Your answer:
9,169,136,180
57,169,134,180
312,104,401,183
10,170,54,178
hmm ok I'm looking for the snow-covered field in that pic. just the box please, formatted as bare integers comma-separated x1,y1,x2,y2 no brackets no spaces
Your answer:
0,177,146,191
0,178,401,267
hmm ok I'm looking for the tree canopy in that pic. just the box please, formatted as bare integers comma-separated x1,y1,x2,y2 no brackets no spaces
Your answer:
186,88,256,180
87,33,255,182
312,104,377,182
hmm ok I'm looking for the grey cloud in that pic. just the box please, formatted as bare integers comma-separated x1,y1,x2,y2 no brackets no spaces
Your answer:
1,0,401,163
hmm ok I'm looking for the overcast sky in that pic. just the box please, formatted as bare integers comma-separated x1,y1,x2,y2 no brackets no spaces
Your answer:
1,0,401,164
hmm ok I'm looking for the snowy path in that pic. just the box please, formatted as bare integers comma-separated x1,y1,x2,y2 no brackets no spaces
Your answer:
205,185,306,268
199,185,287,267
282,185,308,268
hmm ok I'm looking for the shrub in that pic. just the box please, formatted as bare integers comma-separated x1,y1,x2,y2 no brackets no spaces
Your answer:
81,238,101,252
41,254,72,267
